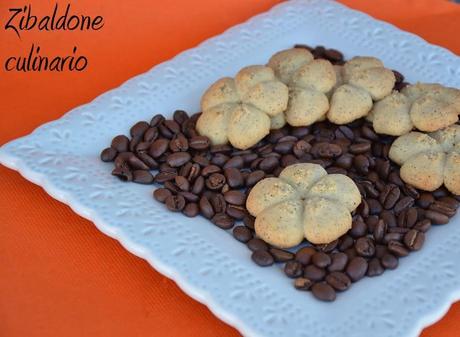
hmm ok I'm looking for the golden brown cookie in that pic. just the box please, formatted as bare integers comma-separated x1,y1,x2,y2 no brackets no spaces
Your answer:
247,163,361,247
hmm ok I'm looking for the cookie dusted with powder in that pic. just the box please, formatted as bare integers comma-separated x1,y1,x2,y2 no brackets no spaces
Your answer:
371,83,460,136
268,48,336,127
246,163,361,248
196,65,289,150
328,56,395,124
389,125,460,195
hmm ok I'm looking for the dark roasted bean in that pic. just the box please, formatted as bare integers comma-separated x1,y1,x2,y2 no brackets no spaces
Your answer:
381,253,398,269
178,191,199,203
246,170,265,186
293,140,311,158
154,171,177,183
165,195,186,212
149,139,169,158
233,226,252,243
311,142,342,158
284,261,303,278
169,134,189,152
339,235,354,251
311,283,336,302
211,153,229,166
111,135,130,153
304,265,326,281
191,176,204,194
132,170,154,184
381,210,397,227
350,217,367,238
183,203,199,217
251,250,274,266
223,168,243,188
210,193,227,214
424,210,449,224
414,219,431,232
175,176,190,191
189,136,210,150
394,196,414,215
270,248,294,262
247,238,269,252
128,155,150,170
226,205,247,220
346,257,368,282
312,252,331,268
223,156,244,169
199,196,214,219
374,220,386,243
350,142,371,154
259,156,279,172
130,121,150,138
429,201,456,217
387,240,409,257
404,229,425,251
173,110,189,124
223,190,246,206
294,277,313,291
379,185,400,209
101,147,117,162
150,114,164,127
243,215,255,230
153,188,172,203
295,247,316,265
212,213,234,229
201,165,221,177
367,258,384,277
326,271,351,291
375,244,389,258
206,173,226,190
354,155,370,174
328,252,348,272
355,237,375,257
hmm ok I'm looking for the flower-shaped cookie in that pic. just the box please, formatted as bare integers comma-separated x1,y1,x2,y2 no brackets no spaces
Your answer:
196,65,289,150
268,48,336,126
389,125,460,195
370,83,460,136
246,163,361,248
328,56,395,124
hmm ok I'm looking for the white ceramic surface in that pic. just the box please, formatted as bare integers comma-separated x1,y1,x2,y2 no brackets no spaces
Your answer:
1,1,460,336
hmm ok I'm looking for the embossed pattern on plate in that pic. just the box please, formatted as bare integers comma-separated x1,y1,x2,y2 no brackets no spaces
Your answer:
1,1,460,337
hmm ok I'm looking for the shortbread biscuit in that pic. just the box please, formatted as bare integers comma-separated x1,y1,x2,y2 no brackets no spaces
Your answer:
389,125,460,195
372,83,460,136
247,163,361,248
197,65,289,149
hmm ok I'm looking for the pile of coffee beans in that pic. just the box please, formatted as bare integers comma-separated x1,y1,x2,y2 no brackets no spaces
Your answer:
100,45,459,301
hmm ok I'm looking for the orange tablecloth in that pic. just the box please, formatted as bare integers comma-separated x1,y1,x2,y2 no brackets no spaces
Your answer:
1,1,459,336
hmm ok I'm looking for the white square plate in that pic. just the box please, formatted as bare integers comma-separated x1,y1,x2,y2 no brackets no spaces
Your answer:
1,1,460,336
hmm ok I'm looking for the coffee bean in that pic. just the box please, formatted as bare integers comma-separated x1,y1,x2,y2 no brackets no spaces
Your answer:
293,140,311,158
111,166,133,181
311,142,342,158
429,201,456,217
251,250,274,267
149,139,169,158
317,239,338,253
327,252,347,272
379,185,401,209
110,135,129,153
174,176,190,191
201,165,221,177
167,152,191,167
404,229,425,251
210,193,227,213
346,257,368,282
243,215,255,230
153,188,172,203
326,271,351,291
150,114,164,127
294,277,313,291
242,153,258,164
246,170,265,186
403,184,420,199
350,217,367,238
438,196,459,209
373,220,386,243
355,237,375,257
367,198,383,215
361,181,379,199
416,193,434,209
211,153,229,166
295,247,316,265
130,121,150,138
433,187,449,198
338,235,354,251
311,283,336,302
169,134,189,152
354,155,370,174
259,156,279,172
304,265,326,281
312,252,331,268
199,196,214,219
414,219,431,232
100,147,117,162
270,248,294,262
381,210,397,227
206,173,226,190
172,110,189,124
226,205,247,219
232,226,252,243
394,196,414,215
350,142,371,154
179,191,199,203
388,171,404,187
212,213,234,229
247,238,269,252
381,253,398,269
387,240,409,257
223,190,246,206
284,261,303,278
164,181,181,194
132,170,154,184
165,195,186,212
375,244,388,258
183,203,199,217
424,210,449,224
